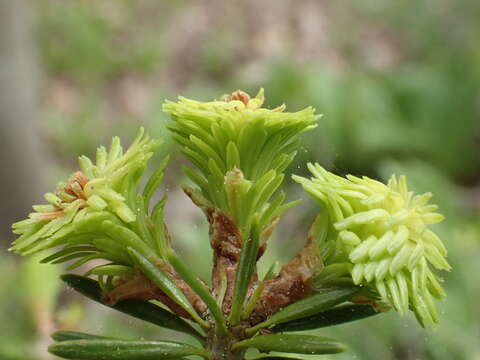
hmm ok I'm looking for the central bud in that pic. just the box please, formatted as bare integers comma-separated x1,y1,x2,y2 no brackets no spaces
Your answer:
163,90,321,327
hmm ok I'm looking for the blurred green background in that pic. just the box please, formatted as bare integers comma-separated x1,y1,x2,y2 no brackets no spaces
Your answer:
1,0,479,359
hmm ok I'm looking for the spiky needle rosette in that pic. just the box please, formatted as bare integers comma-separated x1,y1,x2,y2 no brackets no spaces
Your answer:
294,163,450,327
10,129,167,279
163,89,319,237
164,89,321,324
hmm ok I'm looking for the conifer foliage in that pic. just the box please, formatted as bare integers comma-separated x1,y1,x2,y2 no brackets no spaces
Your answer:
10,90,450,360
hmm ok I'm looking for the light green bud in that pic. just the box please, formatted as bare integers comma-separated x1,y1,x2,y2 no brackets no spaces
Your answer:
10,128,160,258
294,163,451,327
164,89,319,236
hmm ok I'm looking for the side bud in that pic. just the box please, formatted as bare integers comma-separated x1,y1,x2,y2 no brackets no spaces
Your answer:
294,163,450,327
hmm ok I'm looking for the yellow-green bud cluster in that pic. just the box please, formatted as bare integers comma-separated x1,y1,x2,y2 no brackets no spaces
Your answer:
164,89,319,236
294,163,450,327
11,128,160,256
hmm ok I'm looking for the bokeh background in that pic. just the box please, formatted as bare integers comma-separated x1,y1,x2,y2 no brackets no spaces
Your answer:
1,0,479,359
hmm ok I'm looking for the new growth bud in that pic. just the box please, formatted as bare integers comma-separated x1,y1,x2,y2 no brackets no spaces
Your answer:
163,89,319,237
11,128,160,259
294,163,450,327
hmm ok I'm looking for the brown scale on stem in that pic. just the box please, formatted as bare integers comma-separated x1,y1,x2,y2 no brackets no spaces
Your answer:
251,234,320,323
182,186,242,314
208,210,242,315
104,273,191,318
104,261,207,320
183,185,262,318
